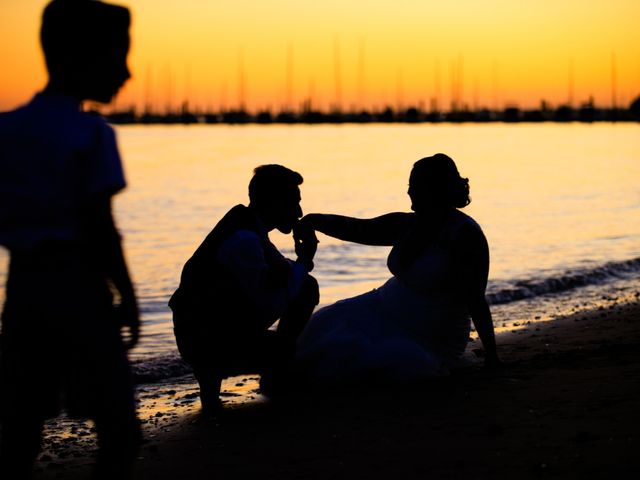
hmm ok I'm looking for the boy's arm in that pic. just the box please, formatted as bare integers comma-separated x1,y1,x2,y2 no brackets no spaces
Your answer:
82,194,139,349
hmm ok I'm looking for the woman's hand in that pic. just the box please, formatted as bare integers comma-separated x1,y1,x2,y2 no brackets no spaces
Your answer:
483,350,503,370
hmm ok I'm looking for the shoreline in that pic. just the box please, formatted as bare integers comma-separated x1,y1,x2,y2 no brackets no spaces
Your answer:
20,293,640,478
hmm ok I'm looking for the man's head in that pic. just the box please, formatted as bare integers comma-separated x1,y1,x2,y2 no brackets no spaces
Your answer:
249,165,304,234
41,0,131,103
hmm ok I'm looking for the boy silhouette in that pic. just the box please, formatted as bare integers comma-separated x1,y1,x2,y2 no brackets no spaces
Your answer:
0,1,139,478
170,165,319,414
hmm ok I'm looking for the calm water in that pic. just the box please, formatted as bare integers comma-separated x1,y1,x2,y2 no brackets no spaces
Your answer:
1,123,639,375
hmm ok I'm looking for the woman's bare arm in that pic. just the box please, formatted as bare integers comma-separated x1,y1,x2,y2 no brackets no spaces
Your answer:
456,224,500,366
469,294,500,366
302,212,413,246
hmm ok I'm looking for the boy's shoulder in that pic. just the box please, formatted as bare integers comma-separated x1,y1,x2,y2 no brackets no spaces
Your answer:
2,94,110,121
0,94,114,143
0,100,30,127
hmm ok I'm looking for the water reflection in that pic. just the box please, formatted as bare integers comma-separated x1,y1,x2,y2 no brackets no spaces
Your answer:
1,123,638,359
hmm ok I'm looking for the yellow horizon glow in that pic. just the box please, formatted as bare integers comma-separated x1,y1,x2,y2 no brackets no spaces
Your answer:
1,0,639,112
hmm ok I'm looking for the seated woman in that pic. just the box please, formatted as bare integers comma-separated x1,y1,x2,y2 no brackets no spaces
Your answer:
296,153,500,384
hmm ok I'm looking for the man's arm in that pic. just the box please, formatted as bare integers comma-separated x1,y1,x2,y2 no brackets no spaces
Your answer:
218,231,306,325
293,221,318,271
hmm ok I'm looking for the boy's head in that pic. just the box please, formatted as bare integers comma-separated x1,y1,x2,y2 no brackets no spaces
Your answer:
41,0,131,103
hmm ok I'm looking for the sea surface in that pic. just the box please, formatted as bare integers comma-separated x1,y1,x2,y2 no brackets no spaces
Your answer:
1,123,639,383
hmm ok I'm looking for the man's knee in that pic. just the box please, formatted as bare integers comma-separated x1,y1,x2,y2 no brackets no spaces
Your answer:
301,274,319,306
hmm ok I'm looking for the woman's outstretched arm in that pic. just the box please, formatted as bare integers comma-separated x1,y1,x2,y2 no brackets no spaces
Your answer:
302,212,413,246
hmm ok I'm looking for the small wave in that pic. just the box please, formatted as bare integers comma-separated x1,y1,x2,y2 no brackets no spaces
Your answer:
129,257,639,384
487,257,640,305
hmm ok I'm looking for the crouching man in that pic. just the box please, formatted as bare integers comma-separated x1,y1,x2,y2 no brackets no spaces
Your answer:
169,165,319,413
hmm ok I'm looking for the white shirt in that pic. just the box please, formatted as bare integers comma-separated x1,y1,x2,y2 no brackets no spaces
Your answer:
217,224,307,319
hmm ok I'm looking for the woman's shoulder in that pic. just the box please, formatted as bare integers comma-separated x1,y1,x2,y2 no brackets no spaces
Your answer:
450,209,481,228
447,210,486,242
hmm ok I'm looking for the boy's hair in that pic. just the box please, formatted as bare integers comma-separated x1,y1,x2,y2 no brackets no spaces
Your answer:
249,165,303,205
41,0,130,75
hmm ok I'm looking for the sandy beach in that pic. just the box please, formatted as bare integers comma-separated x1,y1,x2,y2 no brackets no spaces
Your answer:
18,294,640,479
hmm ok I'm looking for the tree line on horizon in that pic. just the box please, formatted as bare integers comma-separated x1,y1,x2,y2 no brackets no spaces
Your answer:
104,95,640,125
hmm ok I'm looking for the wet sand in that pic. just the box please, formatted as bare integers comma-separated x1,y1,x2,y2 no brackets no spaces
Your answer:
24,295,640,479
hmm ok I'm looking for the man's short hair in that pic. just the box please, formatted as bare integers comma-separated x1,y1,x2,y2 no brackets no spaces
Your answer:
248,165,303,205
41,0,130,75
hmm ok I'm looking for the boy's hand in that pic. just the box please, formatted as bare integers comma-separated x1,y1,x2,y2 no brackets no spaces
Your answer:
115,298,140,350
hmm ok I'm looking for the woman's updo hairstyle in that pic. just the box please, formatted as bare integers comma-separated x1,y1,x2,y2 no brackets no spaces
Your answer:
409,153,471,210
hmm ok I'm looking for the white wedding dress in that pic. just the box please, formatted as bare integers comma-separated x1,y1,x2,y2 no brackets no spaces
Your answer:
296,211,479,384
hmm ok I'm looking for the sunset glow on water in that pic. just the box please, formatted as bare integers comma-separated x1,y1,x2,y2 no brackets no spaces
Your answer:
4,122,637,366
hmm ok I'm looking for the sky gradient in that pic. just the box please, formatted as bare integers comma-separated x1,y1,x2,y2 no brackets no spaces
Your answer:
1,0,639,112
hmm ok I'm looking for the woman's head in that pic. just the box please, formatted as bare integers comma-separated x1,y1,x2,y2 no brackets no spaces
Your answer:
408,154,470,212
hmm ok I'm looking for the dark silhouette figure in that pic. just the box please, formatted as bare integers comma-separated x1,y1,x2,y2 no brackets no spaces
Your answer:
169,165,319,413
0,1,140,478
630,95,640,121
296,154,500,384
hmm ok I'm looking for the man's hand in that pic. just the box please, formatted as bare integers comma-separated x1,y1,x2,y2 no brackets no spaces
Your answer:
293,220,318,270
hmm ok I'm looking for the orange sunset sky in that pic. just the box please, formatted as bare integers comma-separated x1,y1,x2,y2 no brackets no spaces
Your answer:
1,0,639,112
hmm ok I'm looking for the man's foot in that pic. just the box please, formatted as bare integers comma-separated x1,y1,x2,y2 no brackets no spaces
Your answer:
193,372,223,416
196,403,222,426
200,393,223,416
259,371,292,398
